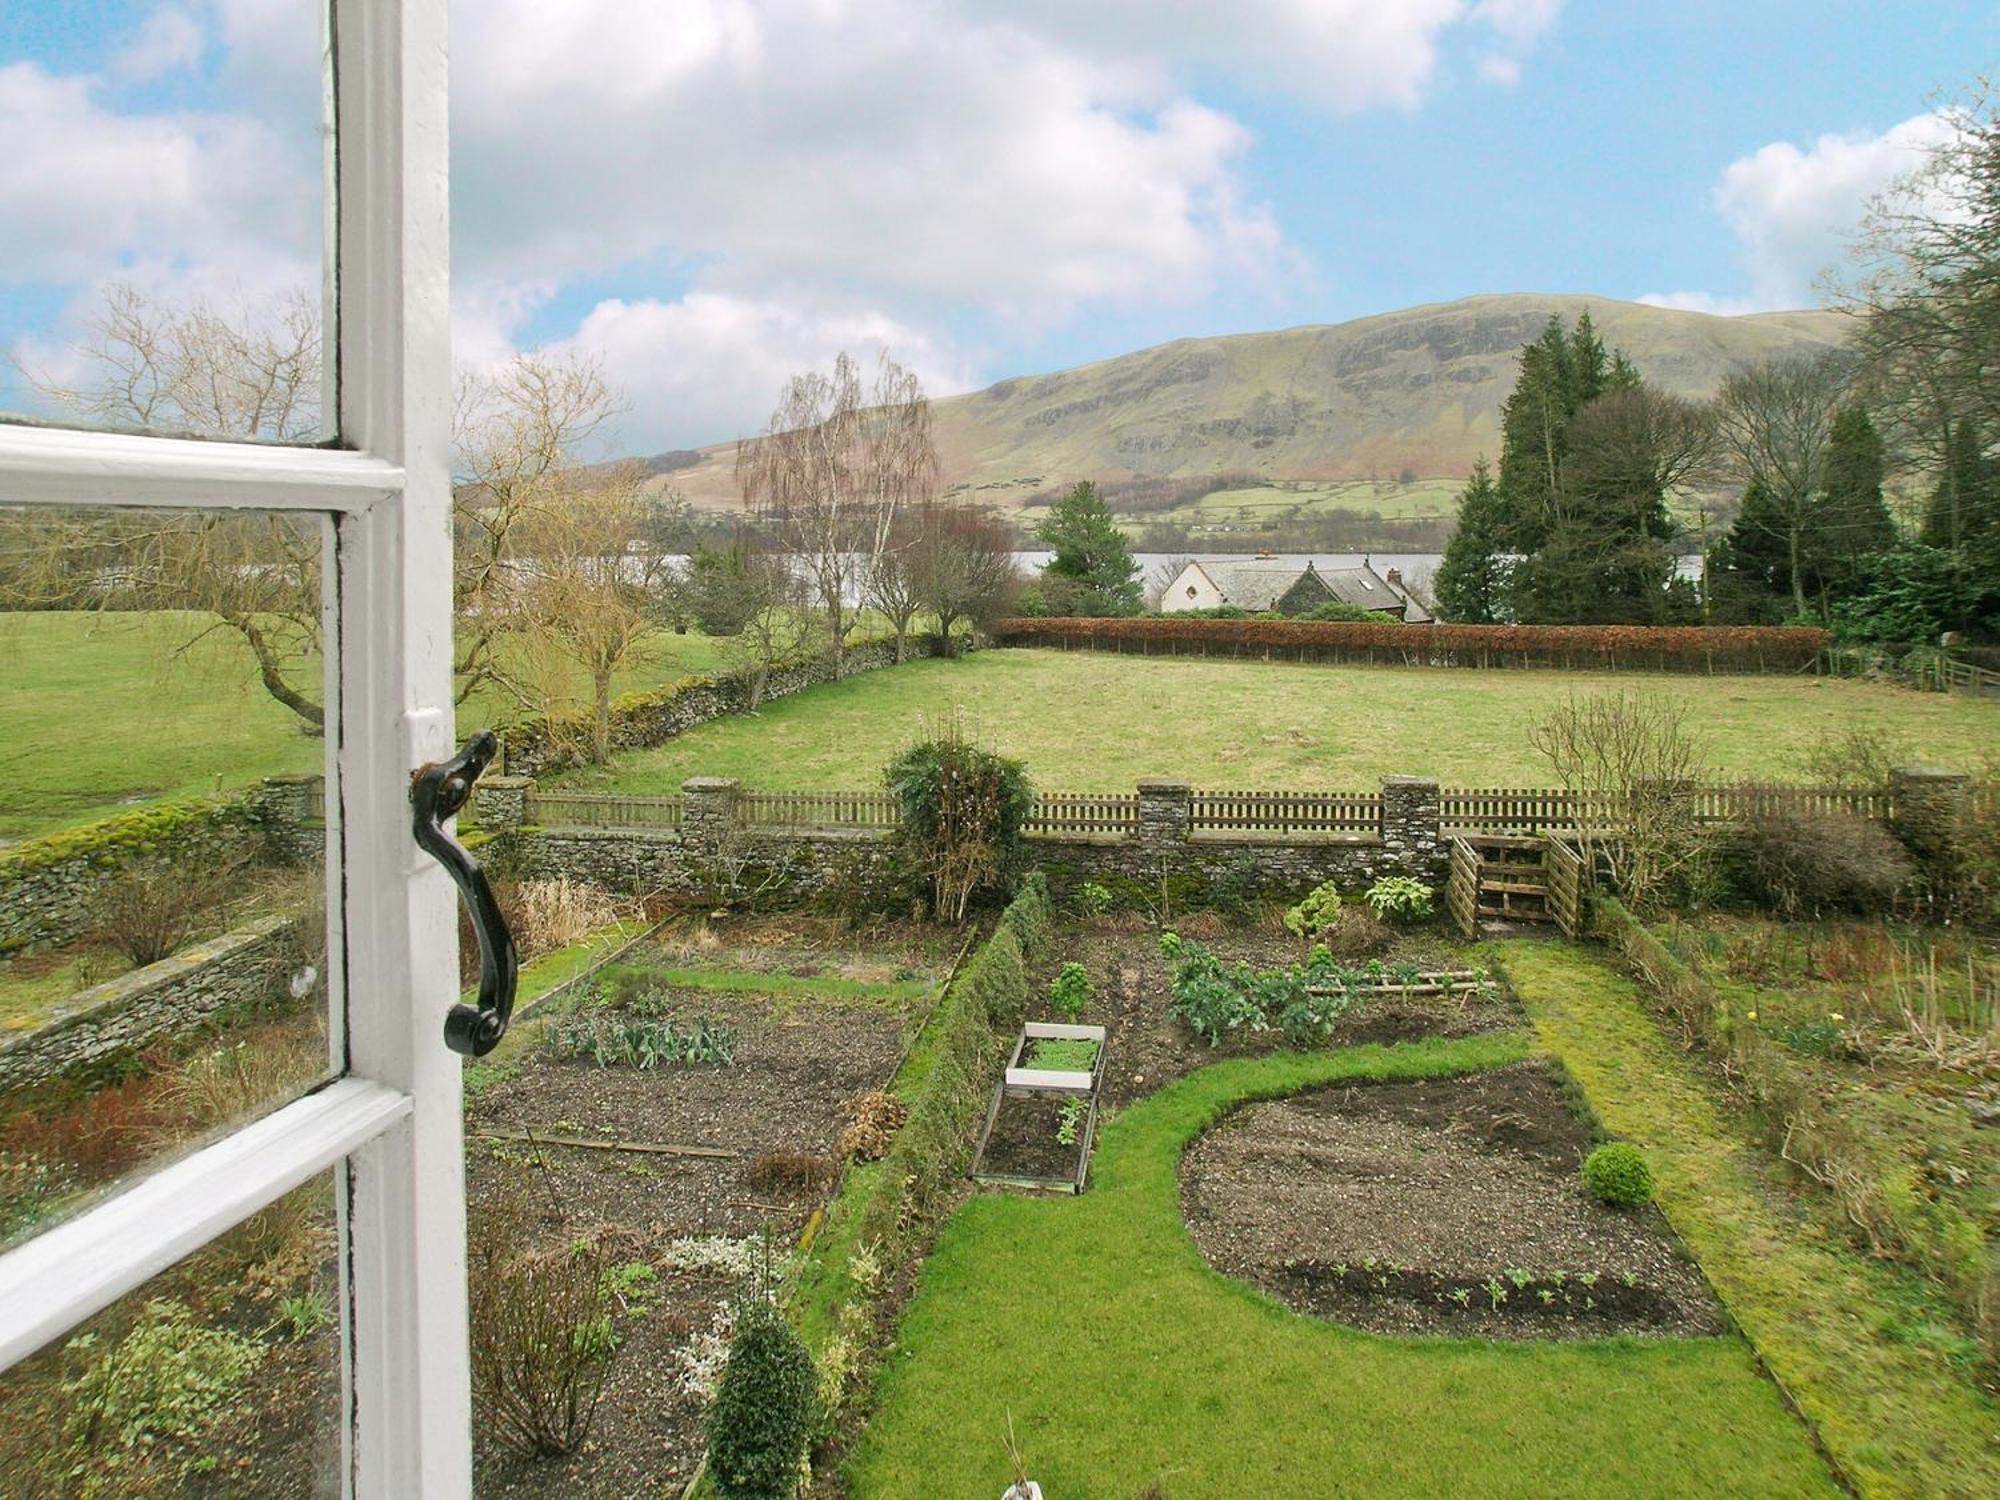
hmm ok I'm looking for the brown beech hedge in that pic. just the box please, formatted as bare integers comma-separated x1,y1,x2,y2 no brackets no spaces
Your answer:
993,617,1830,673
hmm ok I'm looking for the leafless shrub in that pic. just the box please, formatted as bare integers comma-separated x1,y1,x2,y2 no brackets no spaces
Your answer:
1529,688,1710,912
93,856,246,967
746,1152,837,1196
835,1092,908,1162
470,1211,617,1457
1793,723,1908,790
1319,906,1393,960
513,877,637,957
1730,811,1913,918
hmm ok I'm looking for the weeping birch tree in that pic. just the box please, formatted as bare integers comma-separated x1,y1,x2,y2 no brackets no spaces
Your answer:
736,352,937,674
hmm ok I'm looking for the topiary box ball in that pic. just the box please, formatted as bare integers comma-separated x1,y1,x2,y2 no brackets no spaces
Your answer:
1581,1142,1654,1208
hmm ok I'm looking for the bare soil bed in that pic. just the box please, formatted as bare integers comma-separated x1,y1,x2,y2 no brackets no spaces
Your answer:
976,1092,1088,1186
1180,1059,1725,1339
464,964,925,1498
1028,917,1520,1106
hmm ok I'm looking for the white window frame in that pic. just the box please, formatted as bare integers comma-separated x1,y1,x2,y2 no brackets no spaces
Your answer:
0,4,468,1494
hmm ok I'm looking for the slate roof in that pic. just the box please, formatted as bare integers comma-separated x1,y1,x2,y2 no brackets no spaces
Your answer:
1189,558,1430,622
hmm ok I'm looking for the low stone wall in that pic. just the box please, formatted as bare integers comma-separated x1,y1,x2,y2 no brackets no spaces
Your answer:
0,912,312,1096
493,776,1442,915
501,634,961,778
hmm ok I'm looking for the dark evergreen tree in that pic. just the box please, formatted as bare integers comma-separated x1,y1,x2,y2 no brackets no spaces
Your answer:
1809,405,1897,608
1920,418,1997,553
1434,458,1511,622
1034,480,1141,615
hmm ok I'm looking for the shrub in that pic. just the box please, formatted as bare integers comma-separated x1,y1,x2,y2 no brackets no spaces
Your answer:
705,1296,818,1500
1282,881,1343,943
1362,876,1434,923
1727,810,1914,918
993,616,1829,672
1048,962,1092,1020
886,720,1034,923
470,1225,617,1456
1075,881,1113,918
91,856,245,968
58,1298,264,1489
1581,1143,1654,1208
1320,906,1393,960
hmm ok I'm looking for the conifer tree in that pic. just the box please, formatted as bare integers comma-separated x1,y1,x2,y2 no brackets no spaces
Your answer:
1435,458,1511,622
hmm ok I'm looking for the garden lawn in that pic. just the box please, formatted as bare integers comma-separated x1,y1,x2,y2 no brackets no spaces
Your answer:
564,647,1999,795
0,611,733,840
1500,940,2000,1500
848,1031,1836,1500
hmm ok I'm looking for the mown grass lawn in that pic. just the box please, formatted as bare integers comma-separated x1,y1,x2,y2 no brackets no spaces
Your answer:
0,611,734,841
566,647,1999,796
848,1030,1835,1500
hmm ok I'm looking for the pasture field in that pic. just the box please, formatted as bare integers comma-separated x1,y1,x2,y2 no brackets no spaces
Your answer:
0,611,734,841
564,646,2000,795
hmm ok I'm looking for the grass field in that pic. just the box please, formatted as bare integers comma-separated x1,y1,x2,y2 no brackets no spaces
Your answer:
848,1028,1836,1499
563,647,2000,795
0,611,735,841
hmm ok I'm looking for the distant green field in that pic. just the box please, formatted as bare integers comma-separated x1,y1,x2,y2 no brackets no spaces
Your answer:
0,611,734,842
563,647,2000,796
1175,478,1461,522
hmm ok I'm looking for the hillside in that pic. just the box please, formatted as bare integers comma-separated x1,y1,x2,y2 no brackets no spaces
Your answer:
654,293,1850,512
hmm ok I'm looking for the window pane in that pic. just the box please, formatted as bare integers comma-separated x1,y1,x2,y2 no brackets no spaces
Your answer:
0,4,331,444
0,1170,340,1496
0,504,334,1253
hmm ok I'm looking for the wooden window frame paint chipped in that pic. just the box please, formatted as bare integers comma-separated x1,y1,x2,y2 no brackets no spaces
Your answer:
0,4,468,1494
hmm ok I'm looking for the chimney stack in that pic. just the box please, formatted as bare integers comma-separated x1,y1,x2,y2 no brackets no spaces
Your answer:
1385,567,1403,588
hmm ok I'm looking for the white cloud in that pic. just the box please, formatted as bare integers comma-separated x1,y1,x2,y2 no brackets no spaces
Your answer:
450,0,1284,321
111,6,206,83
1470,0,1564,48
1634,289,1762,317
0,61,312,285
1476,55,1522,86
541,292,976,452
1651,111,1955,314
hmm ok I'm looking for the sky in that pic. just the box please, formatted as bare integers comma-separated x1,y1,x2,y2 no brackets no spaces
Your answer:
1,1,1993,455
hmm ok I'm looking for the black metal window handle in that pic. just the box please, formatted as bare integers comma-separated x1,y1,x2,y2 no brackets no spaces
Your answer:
411,730,519,1058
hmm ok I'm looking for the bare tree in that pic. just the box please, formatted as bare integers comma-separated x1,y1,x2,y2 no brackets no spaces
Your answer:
511,467,674,764
1715,353,1856,616
719,550,826,710
864,509,927,663
1529,688,1711,913
453,352,620,707
24,281,321,440
736,352,937,674
912,502,1021,654
11,286,625,728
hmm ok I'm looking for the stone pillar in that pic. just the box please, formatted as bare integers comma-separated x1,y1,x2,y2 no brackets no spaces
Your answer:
681,777,742,850
1136,780,1192,848
1379,776,1442,875
1890,766,1969,878
255,775,323,864
473,775,533,833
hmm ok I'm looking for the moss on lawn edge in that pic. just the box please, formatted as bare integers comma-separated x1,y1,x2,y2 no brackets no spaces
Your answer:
1497,938,2000,1500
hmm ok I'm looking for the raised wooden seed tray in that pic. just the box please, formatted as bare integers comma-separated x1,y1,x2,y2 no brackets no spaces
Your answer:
971,1021,1108,1195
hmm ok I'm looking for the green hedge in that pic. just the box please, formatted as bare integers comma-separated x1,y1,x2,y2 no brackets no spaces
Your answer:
791,874,1051,1407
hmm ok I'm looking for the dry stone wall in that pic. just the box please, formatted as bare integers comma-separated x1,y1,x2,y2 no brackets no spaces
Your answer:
0,912,314,1095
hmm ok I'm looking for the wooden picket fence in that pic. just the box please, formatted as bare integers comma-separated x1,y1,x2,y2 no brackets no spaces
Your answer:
1025,792,1140,838
1190,790,1381,835
524,789,683,830
737,790,901,830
